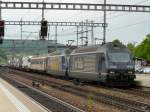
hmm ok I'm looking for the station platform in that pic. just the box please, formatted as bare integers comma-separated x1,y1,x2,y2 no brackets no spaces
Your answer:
0,78,49,112
135,74,150,87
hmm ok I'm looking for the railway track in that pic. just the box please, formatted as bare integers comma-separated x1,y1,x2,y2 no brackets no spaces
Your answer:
111,87,150,98
2,68,150,112
91,84,150,98
12,68,150,98
0,68,85,112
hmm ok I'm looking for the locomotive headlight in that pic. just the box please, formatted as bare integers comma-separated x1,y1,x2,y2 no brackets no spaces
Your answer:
110,71,115,74
128,71,133,74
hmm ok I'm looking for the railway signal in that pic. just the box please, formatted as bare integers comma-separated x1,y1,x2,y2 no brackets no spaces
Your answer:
40,20,48,40
0,20,5,44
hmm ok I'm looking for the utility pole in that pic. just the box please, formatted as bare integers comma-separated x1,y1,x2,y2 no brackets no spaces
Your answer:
77,26,79,47
0,0,1,20
86,19,88,45
55,26,58,50
42,0,44,20
81,21,84,46
20,18,23,40
81,21,84,38
48,25,50,40
91,21,94,45
103,0,106,44
91,26,94,45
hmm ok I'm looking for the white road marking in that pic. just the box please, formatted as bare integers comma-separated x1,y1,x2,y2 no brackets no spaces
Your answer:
0,82,31,112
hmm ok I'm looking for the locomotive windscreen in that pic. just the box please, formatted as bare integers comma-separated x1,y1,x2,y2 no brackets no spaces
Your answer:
108,53,130,63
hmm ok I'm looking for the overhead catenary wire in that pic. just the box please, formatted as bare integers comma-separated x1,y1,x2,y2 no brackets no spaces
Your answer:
4,0,150,45
103,0,150,40
107,0,150,21
108,18,150,32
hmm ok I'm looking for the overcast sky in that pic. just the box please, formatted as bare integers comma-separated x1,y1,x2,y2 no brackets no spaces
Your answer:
2,0,150,45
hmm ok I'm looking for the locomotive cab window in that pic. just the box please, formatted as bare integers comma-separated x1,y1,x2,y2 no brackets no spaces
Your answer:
108,52,130,63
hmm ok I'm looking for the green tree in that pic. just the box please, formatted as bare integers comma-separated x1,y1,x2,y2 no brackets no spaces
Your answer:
127,43,135,54
112,39,122,44
134,34,150,61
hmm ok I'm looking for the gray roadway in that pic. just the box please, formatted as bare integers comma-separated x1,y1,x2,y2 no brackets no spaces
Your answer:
135,74,150,87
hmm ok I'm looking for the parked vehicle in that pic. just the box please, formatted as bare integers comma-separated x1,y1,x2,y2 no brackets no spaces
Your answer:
143,67,150,74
